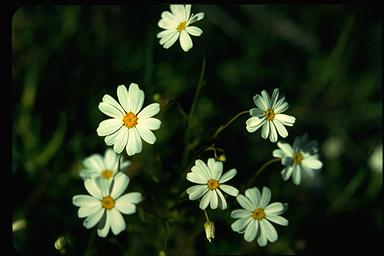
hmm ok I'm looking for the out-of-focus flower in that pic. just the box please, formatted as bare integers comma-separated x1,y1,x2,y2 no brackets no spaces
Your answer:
369,144,382,174
246,88,296,143
12,219,27,232
97,83,161,156
186,158,239,210
322,136,344,159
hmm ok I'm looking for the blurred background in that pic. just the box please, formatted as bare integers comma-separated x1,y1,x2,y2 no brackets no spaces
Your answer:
12,5,382,255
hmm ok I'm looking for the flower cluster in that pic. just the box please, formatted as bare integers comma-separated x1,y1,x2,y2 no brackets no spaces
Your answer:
71,4,323,250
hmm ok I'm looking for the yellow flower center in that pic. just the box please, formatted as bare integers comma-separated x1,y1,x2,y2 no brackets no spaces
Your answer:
265,108,275,121
207,179,220,190
101,196,115,210
177,21,187,32
293,152,303,164
101,169,114,179
123,112,138,128
252,208,265,220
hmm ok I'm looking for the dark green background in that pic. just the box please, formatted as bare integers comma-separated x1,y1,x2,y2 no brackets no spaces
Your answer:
12,5,382,255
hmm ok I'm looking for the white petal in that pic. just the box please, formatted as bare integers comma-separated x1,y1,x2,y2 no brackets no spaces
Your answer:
266,215,289,226
127,83,144,114
274,114,296,126
163,32,179,49
117,85,130,113
302,158,323,170
261,121,270,139
281,167,293,181
260,219,278,242
109,208,126,235
97,118,123,137
208,158,222,180
185,5,191,19
138,103,160,119
219,168,237,183
160,11,180,24
220,185,239,197
269,122,278,142
188,12,204,24
78,205,102,218
179,30,193,52
113,128,129,154
158,30,178,45
186,172,207,184
259,187,272,209
302,164,315,179
216,189,227,210
125,128,140,156
102,94,125,114
119,192,142,204
209,190,218,209
282,156,293,166
236,195,254,212
97,211,110,237
273,119,289,138
244,220,258,242
158,19,178,30
136,125,156,144
270,88,280,109
277,142,294,156
187,185,209,200
131,128,142,154
83,208,104,229
292,165,302,185
83,154,105,172
138,117,161,130
110,172,129,198
231,209,251,219
115,201,136,215
195,160,211,180
253,94,268,111
245,187,261,208
260,90,271,108
97,178,110,197
272,149,285,159
257,228,268,247
264,202,284,215
104,130,120,147
170,4,185,21
199,189,211,210
274,101,288,114
73,195,100,207
84,179,102,200
104,149,118,171
99,102,124,118
185,26,202,36
231,217,252,233
249,108,265,117
246,117,265,133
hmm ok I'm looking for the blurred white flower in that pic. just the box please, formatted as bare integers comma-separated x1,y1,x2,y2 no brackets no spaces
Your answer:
246,88,296,143
186,158,239,210
12,219,27,232
79,149,130,181
231,187,288,246
72,172,143,237
322,136,344,159
157,4,204,52
273,134,323,185
97,83,161,156
204,220,215,243
369,144,382,174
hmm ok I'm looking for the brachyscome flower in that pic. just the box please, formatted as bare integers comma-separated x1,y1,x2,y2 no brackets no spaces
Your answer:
97,83,161,156
204,220,215,243
72,172,143,237
273,134,323,185
186,158,239,210
79,149,131,181
157,4,204,52
246,88,296,143
231,187,288,246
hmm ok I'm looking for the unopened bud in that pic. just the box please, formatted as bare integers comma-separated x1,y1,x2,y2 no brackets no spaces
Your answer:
204,221,215,243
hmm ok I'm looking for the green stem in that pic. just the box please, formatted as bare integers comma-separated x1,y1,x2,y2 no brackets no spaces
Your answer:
212,110,249,140
203,209,210,222
244,158,281,188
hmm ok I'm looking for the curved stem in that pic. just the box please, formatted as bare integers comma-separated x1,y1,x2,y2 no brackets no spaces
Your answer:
204,209,210,222
244,158,281,188
212,110,249,140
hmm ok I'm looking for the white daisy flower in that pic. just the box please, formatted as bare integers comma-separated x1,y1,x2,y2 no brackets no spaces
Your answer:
72,172,143,237
186,158,239,210
157,4,204,52
79,149,131,181
97,83,161,156
273,134,323,185
246,88,296,143
231,187,288,246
